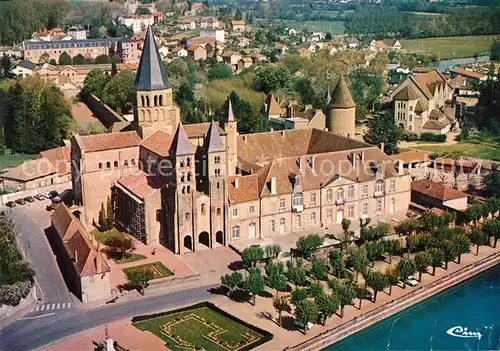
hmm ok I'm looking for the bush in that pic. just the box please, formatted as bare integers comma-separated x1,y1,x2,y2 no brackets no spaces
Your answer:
420,133,447,142
0,280,32,306
403,132,418,142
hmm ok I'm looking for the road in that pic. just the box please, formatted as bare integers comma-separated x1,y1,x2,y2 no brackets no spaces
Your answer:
0,200,218,351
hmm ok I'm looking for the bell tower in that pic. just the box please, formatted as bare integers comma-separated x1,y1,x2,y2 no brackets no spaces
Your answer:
133,26,180,138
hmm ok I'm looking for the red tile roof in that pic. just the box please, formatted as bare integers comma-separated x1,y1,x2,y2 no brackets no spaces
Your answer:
140,130,174,157
38,146,71,175
411,179,467,201
228,175,259,204
78,131,141,152
1,158,58,182
117,170,168,200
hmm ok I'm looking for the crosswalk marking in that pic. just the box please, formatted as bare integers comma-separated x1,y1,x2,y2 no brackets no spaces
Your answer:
30,302,72,313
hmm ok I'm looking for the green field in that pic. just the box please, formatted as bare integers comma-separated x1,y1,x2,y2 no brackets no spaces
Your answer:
114,253,146,264
134,306,264,351
255,19,345,34
0,150,37,170
402,35,500,59
416,141,500,160
123,261,173,280
92,227,126,244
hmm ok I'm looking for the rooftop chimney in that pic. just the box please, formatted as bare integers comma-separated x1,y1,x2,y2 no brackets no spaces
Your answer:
270,177,277,195
397,160,404,175
234,178,239,189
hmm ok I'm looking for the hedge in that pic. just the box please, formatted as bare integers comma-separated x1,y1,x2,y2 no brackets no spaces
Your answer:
421,133,447,142
0,280,32,306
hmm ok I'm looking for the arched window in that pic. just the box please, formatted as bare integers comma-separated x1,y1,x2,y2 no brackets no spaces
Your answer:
326,189,333,202
186,157,191,167
232,226,240,238
201,204,206,214
159,95,164,106
295,215,301,227
154,95,158,106
187,172,192,181
390,198,395,214
185,212,190,221
98,162,103,169
146,96,151,107
375,180,385,194
106,161,111,169
336,187,344,201
114,161,118,168
182,186,185,194
348,185,355,199
269,220,275,232
279,218,285,233
187,185,191,193
376,199,383,213
140,95,145,107
131,159,136,166
181,173,185,182
311,212,316,225
124,160,128,167
292,192,303,207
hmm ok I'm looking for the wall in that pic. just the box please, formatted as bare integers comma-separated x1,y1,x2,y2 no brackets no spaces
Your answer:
80,272,111,303
85,94,125,129
0,285,37,319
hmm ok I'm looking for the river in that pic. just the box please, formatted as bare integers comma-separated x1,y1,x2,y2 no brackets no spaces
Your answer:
324,265,500,350
433,55,490,72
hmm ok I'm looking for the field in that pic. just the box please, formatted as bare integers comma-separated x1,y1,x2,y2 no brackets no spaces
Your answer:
402,35,500,59
133,306,266,351
123,261,173,280
255,19,345,34
416,141,500,161
0,150,37,171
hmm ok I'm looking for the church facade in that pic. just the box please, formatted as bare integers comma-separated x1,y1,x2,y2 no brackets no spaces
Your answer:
72,27,412,255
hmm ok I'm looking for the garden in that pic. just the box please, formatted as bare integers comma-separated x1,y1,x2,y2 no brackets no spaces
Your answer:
132,303,271,351
219,202,500,334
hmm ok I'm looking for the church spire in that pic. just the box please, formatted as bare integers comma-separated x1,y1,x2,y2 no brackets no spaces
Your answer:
134,26,171,91
226,97,235,122
171,122,194,156
206,119,225,153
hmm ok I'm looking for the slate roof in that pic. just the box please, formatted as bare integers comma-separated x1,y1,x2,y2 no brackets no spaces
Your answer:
393,86,420,101
205,119,225,153
134,26,172,91
329,75,356,109
423,119,447,130
17,60,37,71
227,98,235,122
171,122,194,156
50,204,110,277
411,180,467,201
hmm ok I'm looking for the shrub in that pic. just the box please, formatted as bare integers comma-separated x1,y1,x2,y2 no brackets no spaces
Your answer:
0,280,32,306
420,133,447,142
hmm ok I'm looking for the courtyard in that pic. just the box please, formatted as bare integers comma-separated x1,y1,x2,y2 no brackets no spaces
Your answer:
133,303,270,351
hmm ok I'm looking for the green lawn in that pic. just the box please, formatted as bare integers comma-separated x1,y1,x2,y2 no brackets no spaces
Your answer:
114,253,147,264
415,141,500,160
0,150,37,170
134,306,264,351
92,227,126,244
255,19,345,34
123,261,173,280
402,35,500,59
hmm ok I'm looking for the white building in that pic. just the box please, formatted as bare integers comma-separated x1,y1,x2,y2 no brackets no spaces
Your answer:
200,27,225,43
67,26,87,40
118,15,155,33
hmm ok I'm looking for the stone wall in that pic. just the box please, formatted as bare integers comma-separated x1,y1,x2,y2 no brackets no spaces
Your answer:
0,285,37,320
85,94,125,128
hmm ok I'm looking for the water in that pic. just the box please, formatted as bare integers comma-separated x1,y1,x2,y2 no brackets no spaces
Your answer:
324,265,500,351
433,55,490,72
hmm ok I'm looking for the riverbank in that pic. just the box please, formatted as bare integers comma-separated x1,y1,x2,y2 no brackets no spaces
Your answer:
285,250,500,351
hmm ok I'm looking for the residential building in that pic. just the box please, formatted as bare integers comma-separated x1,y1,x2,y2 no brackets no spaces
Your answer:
411,179,468,211
222,51,242,71
187,2,204,16
67,26,87,40
0,46,23,58
119,15,155,33
199,17,219,28
11,60,37,77
30,27,69,42
343,36,359,49
231,20,246,32
48,204,111,303
200,27,225,43
187,45,207,61
237,57,253,72
391,68,457,134
178,18,197,30
274,43,288,56
71,26,412,255
370,39,402,51
449,67,488,85
171,47,188,57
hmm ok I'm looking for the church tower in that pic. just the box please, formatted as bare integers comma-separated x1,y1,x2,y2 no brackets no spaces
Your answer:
326,75,356,138
133,26,180,138
224,98,238,176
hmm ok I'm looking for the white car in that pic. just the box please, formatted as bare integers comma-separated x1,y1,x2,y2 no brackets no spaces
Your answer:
405,276,419,287
294,319,314,330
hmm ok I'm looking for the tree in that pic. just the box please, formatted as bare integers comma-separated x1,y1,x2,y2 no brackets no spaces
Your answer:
215,91,257,134
127,268,154,295
105,236,134,259
307,282,325,300
296,234,324,259
265,262,284,277
234,9,243,20
330,282,355,318
264,244,282,261
295,300,318,334
453,235,471,264
397,259,416,288
136,6,151,15
207,62,233,81
414,252,432,281
310,258,329,281
384,239,401,264
111,60,118,77
484,219,500,248
254,65,294,95
273,296,291,327
285,263,308,286
1,54,11,78
294,77,317,105
363,111,403,155
291,287,309,306
241,246,264,268
348,246,369,283
72,54,86,65
98,203,106,230
317,293,339,326
82,69,109,98
95,54,111,64
427,248,445,275
220,272,243,297
385,267,400,295
267,273,287,298
338,218,354,252
365,271,389,302
243,267,265,305
466,204,483,228
470,229,489,255
490,41,500,61
365,241,384,267
440,239,456,270
58,52,72,65
329,250,345,278
102,70,135,114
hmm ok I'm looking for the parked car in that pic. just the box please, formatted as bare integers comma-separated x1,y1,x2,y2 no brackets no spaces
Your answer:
24,196,35,203
405,276,419,287
5,201,16,208
34,194,46,201
294,319,314,330
15,198,26,205
363,289,374,300
41,192,51,199
49,190,59,199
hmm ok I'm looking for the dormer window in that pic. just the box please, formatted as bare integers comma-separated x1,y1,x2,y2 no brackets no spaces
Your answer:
292,192,303,210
